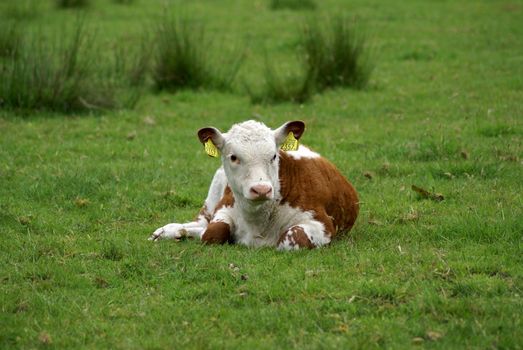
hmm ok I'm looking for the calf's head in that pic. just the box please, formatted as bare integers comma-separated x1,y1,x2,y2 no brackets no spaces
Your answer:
198,120,305,203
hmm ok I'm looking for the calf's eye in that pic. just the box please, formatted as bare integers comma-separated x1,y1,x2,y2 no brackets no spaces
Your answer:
271,154,277,162
230,155,238,162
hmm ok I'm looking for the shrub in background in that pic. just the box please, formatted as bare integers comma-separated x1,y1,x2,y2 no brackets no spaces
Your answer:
111,36,153,107
303,16,373,90
246,62,314,104
249,16,373,104
0,22,21,58
3,0,41,20
124,38,152,88
0,20,147,113
153,17,206,91
153,15,243,92
0,21,107,112
56,0,90,9
270,0,316,10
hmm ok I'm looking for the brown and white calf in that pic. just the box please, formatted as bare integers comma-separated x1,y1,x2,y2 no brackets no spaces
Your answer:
149,120,359,250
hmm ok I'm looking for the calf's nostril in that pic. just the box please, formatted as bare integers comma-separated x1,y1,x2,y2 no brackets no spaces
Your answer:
250,184,272,197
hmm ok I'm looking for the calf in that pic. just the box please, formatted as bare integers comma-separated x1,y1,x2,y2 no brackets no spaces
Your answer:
149,120,359,250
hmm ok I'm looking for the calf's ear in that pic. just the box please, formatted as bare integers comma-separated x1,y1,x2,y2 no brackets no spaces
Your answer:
197,127,225,158
274,120,306,151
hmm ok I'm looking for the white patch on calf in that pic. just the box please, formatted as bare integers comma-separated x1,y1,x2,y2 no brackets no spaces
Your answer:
212,206,235,228
204,167,227,214
298,221,331,246
285,145,320,160
278,231,299,251
230,202,327,248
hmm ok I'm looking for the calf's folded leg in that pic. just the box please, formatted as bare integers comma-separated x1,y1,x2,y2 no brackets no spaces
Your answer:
277,220,331,250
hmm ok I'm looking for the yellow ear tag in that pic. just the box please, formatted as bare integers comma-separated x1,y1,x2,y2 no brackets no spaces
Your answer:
204,139,219,157
280,132,299,151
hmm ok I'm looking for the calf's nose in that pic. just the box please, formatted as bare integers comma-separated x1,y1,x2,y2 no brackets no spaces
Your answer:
250,184,273,199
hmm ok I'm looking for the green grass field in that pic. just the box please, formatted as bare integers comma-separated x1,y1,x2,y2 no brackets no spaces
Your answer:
1,0,522,348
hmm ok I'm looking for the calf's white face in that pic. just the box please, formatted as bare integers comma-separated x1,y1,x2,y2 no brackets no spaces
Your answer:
198,120,305,204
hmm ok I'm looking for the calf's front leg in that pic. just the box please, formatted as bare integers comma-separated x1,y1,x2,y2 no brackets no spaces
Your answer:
149,219,207,241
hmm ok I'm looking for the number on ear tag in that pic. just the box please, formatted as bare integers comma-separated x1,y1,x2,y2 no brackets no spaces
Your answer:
204,139,219,157
280,132,299,151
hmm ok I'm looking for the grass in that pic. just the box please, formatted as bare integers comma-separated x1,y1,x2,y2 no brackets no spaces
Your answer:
1,0,523,349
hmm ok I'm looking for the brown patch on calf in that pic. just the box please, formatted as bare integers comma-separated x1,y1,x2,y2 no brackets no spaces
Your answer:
196,204,212,222
214,186,234,213
277,226,315,249
278,150,359,238
202,222,232,244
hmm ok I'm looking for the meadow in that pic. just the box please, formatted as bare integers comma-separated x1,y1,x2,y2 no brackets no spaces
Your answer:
1,0,522,348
